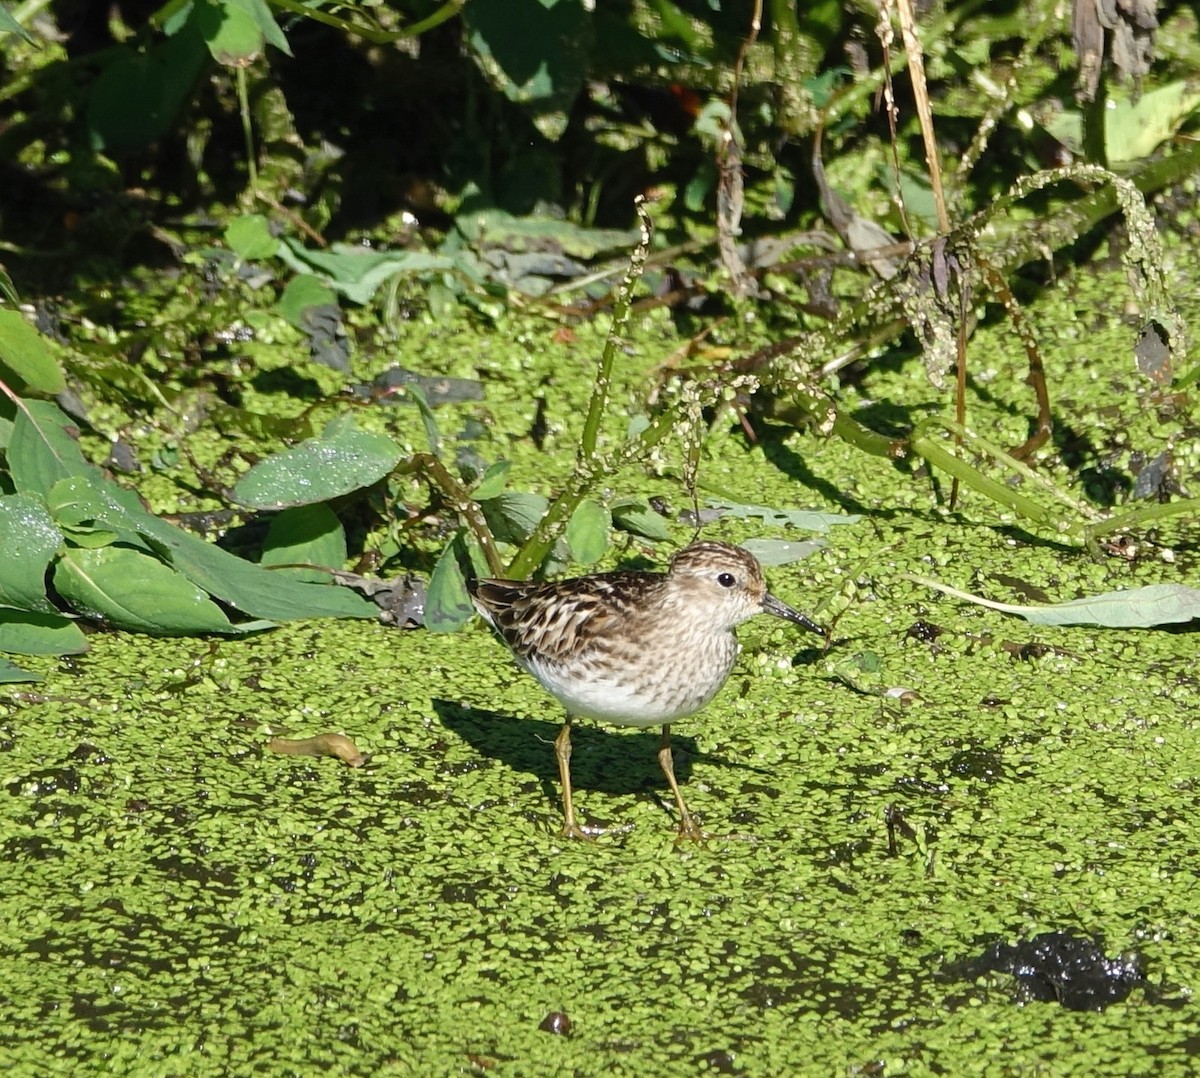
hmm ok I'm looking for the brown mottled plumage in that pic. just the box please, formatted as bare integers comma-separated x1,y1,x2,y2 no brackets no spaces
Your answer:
469,541,823,840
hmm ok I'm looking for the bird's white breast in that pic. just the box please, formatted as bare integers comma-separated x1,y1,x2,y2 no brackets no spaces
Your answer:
523,637,739,728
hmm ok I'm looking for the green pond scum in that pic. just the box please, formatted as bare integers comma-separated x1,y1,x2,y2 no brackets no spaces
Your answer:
4,257,1200,1074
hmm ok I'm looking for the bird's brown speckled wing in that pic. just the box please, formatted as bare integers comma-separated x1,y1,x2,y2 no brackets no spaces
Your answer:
469,571,663,665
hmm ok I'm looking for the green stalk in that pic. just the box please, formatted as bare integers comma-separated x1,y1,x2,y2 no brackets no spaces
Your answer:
506,199,654,578
1083,498,1200,542
236,66,258,197
908,422,1071,534
934,419,1102,522
579,197,652,459
399,454,505,576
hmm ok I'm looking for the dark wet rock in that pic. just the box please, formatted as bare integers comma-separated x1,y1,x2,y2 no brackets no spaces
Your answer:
696,1048,737,1072
537,1011,572,1035
957,931,1144,1011
904,620,943,643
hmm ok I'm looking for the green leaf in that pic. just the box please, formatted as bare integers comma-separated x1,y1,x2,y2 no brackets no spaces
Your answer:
610,497,671,541
54,546,259,635
472,461,511,501
0,493,63,613
261,505,347,583
0,608,88,656
0,310,66,394
85,23,208,150
8,400,95,496
396,382,442,458
49,478,153,553
425,535,475,633
47,475,375,622
195,0,290,64
708,499,861,534
907,577,1200,629
233,422,405,509
277,239,454,305
1105,82,1200,164
233,0,290,55
0,264,17,305
0,658,41,683
455,209,637,260
0,5,36,44
739,538,827,567
626,415,651,439
463,0,592,140
479,491,549,545
566,499,610,565
1019,584,1200,627
277,274,338,327
225,214,279,260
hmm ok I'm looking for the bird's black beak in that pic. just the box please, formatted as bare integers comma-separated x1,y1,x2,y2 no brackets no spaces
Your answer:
762,592,824,636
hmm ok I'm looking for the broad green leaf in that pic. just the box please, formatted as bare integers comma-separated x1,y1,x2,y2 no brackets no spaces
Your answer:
8,400,94,496
197,0,262,63
566,499,610,565
0,493,63,613
277,274,338,327
0,310,66,394
472,461,511,501
48,475,375,622
85,23,208,149
0,608,88,656
278,239,454,304
233,0,290,54
54,546,256,635
739,538,827,567
610,497,671,541
463,0,592,140
233,423,405,509
479,491,549,545
0,658,41,683
425,536,475,633
461,530,492,581
56,525,121,549
195,0,289,64
261,505,347,583
1106,82,1200,164
455,208,637,260
708,499,860,534
225,214,279,260
908,577,1200,629
49,478,153,553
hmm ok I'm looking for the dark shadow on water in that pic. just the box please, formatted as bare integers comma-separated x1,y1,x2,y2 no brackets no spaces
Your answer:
434,700,775,814
434,698,698,803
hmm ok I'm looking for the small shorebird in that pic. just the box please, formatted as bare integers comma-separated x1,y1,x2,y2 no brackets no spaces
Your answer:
469,541,823,840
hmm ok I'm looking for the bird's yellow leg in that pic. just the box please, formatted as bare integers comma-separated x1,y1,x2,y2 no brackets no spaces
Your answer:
555,716,592,840
658,725,704,842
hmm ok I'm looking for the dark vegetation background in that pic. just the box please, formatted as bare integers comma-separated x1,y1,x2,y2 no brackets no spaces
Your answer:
0,0,1197,654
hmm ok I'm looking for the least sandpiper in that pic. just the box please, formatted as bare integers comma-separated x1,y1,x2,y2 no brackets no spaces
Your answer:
469,541,823,840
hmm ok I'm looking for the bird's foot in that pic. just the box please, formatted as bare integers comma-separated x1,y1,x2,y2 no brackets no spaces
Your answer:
558,819,601,841
674,821,757,845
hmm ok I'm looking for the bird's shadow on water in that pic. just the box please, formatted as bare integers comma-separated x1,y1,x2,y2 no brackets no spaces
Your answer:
434,699,773,810
434,698,692,801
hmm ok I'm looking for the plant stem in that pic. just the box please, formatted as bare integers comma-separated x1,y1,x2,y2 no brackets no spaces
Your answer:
507,199,654,578
579,197,652,459
399,454,505,576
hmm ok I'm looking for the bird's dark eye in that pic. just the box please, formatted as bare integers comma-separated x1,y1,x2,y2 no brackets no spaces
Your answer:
717,572,736,588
